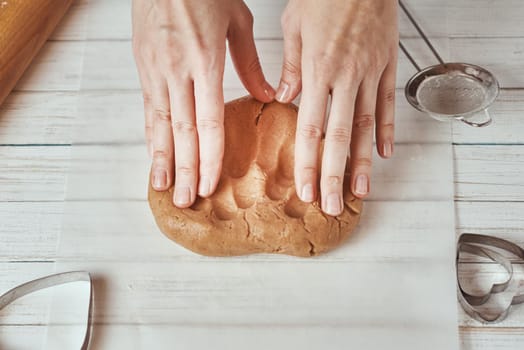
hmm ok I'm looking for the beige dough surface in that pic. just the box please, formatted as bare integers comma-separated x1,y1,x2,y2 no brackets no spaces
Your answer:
148,96,362,257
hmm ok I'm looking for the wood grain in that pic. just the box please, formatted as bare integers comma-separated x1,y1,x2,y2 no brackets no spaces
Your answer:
1,0,524,348
0,0,74,105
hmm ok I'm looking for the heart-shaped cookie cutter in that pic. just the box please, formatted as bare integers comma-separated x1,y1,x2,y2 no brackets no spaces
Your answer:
0,271,93,349
457,233,524,323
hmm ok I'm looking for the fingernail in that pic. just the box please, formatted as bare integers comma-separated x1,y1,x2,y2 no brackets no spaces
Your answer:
152,168,167,190
264,81,276,100
326,193,342,216
174,186,191,206
198,176,210,197
355,174,369,196
301,184,314,202
276,82,290,102
383,143,392,158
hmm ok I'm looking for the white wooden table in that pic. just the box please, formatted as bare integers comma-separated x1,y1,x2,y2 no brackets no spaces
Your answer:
1,0,524,348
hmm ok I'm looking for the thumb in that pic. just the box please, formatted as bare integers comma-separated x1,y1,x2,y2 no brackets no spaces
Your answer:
228,12,275,102
275,17,302,104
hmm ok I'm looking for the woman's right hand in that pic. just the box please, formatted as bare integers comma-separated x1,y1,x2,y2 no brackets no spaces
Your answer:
132,0,275,208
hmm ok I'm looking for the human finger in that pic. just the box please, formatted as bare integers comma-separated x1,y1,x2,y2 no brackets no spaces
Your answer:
133,52,154,157
275,12,302,103
193,65,225,198
150,75,174,192
168,79,199,208
375,59,397,159
294,75,330,204
350,77,380,199
228,7,275,102
320,84,358,216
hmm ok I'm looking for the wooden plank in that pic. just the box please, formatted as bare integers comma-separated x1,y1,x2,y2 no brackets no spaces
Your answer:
452,90,524,145
0,326,47,350
456,202,524,238
454,145,524,202
448,0,524,38
0,202,61,261
49,0,89,41
12,41,84,92
460,327,524,350
0,91,77,145
0,146,69,202
450,37,524,89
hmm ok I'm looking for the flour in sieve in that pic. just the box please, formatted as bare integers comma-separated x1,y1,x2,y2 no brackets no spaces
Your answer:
416,72,487,115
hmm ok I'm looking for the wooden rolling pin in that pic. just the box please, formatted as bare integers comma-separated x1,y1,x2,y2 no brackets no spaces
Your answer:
0,0,74,106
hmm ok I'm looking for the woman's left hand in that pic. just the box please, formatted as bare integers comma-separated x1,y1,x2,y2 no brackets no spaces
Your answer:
276,0,399,216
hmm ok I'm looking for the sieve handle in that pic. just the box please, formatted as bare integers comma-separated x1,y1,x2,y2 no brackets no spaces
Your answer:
459,109,493,128
399,0,445,66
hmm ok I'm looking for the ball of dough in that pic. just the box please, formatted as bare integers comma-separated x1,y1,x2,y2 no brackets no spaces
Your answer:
148,96,362,257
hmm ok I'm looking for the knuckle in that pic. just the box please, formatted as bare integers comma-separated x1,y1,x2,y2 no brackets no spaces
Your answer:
353,157,372,168
176,166,196,176
164,37,179,51
354,114,375,130
165,55,183,72
153,149,171,162
142,92,152,106
197,53,220,73
301,166,317,174
298,124,323,140
368,55,386,75
325,175,343,186
326,126,351,144
383,88,396,104
238,57,262,77
154,107,171,122
172,120,196,133
197,119,222,132
297,166,318,180
379,122,395,131
311,53,333,79
282,60,301,77
338,58,360,77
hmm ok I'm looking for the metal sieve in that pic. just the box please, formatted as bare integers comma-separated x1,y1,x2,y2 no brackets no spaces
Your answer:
399,1,499,127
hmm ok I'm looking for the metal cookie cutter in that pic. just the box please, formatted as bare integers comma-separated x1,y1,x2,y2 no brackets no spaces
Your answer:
399,1,499,127
0,271,93,349
457,233,524,323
